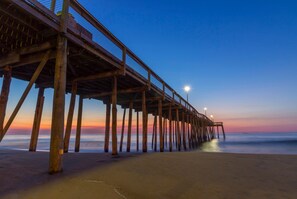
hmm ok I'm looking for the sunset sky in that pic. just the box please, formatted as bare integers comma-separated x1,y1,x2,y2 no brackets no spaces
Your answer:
2,0,297,133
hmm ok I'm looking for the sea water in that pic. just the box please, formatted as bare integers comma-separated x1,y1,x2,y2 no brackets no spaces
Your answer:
200,132,297,155
1,132,297,155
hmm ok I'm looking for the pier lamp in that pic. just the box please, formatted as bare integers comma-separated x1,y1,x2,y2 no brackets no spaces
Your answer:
204,107,207,115
184,85,191,102
210,114,214,121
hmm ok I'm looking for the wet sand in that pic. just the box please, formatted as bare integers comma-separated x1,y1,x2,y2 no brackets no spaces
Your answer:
1,150,297,199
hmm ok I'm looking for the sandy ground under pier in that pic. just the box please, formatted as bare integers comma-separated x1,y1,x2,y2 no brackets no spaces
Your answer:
0,150,297,199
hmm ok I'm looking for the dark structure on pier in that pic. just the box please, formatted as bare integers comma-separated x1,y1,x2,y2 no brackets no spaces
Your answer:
0,0,225,173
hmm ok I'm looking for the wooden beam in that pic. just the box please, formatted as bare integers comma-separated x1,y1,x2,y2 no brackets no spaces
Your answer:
111,76,118,156
75,96,83,152
7,51,57,68
0,41,55,67
83,86,146,99
0,51,51,141
74,70,123,82
118,96,162,105
126,100,133,152
104,100,111,152
0,67,12,140
29,87,45,152
0,53,20,68
63,82,77,153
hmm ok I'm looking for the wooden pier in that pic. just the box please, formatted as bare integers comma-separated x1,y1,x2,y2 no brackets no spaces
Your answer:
0,0,225,173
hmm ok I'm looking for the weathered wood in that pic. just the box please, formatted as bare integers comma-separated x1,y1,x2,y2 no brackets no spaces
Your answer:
10,51,56,68
0,42,54,67
153,114,157,151
51,0,56,12
176,108,181,151
136,111,139,151
126,100,133,152
111,76,118,156
1,50,51,141
158,99,163,152
0,67,11,140
49,0,69,172
29,87,45,152
0,54,20,68
122,47,126,74
119,108,126,152
222,125,226,140
49,35,67,174
163,118,166,148
217,126,220,139
142,91,147,152
63,82,77,153
84,86,146,99
182,111,187,151
104,100,111,152
75,96,83,152
74,70,123,82
168,104,172,152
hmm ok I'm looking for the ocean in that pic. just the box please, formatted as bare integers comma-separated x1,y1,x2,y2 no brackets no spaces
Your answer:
200,132,297,155
1,132,297,155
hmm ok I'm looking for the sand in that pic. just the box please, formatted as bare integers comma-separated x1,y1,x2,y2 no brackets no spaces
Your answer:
0,150,297,199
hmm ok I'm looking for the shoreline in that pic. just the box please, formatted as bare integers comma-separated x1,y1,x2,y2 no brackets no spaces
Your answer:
1,149,297,199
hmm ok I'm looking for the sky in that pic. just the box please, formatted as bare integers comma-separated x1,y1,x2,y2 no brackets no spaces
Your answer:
2,0,297,133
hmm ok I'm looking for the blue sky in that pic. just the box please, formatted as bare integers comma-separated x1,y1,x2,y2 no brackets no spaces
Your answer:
2,0,297,133
78,0,297,132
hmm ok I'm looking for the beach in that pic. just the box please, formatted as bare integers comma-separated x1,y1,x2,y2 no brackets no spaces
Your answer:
1,150,297,199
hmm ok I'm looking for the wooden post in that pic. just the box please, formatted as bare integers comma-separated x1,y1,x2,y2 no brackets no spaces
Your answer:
217,126,220,139
1,51,51,141
222,125,226,140
158,99,163,152
136,111,139,151
168,104,172,152
104,100,111,152
151,114,155,149
50,0,69,173
0,66,11,140
75,96,83,152
49,35,67,174
182,111,187,151
29,87,45,152
142,91,147,152
63,82,77,153
119,108,126,152
126,101,133,152
187,114,191,149
176,108,181,151
174,119,178,150
153,114,157,151
111,76,118,156
163,117,167,148
50,0,56,12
